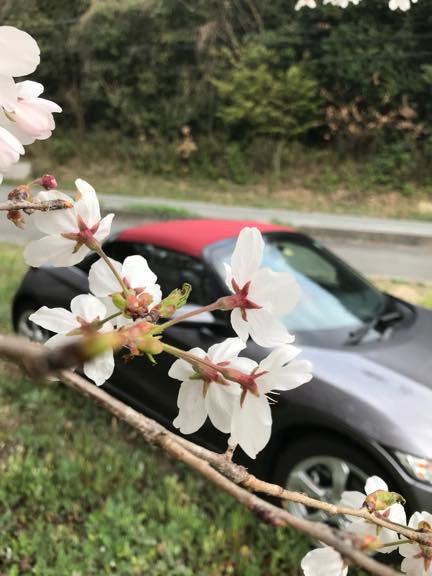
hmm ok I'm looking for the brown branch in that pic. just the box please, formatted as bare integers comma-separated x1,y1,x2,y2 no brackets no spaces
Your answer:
0,199,73,212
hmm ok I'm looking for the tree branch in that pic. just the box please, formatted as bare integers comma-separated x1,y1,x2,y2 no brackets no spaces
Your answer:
0,199,73,212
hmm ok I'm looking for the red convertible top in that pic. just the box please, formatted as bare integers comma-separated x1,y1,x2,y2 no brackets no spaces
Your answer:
116,219,293,258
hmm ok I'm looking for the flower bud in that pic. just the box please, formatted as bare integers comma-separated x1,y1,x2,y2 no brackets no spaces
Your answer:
156,283,192,318
40,174,58,190
8,184,31,202
364,489,405,512
137,335,163,356
112,292,126,311
7,209,25,229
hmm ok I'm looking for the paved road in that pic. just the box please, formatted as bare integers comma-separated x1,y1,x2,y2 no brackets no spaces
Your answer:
1,210,431,282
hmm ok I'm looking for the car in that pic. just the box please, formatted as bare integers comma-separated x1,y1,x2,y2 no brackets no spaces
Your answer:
12,218,432,521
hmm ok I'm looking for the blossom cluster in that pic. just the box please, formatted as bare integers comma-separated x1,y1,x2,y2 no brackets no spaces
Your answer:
21,177,311,459
0,26,61,182
302,476,432,576
294,0,417,11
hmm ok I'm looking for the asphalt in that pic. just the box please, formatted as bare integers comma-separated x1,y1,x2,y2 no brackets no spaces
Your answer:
1,185,432,282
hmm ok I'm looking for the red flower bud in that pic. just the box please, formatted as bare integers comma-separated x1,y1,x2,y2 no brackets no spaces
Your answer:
40,174,58,190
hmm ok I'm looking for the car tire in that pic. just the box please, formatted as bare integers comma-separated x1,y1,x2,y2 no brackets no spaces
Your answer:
273,433,394,526
14,302,50,343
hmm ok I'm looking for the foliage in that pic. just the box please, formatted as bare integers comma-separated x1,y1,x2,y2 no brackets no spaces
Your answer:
3,0,432,184
212,44,321,141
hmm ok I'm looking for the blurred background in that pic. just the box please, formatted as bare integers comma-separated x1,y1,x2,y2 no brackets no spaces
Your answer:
2,0,432,216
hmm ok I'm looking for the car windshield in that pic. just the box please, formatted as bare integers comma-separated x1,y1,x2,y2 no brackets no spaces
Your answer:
209,234,386,333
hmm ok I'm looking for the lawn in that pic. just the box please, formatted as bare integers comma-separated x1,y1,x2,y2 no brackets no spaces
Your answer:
0,244,310,575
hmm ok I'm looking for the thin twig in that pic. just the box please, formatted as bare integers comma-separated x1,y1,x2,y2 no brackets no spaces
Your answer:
0,199,73,212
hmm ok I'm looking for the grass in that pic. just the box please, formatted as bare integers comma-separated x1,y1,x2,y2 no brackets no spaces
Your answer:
116,203,198,220
0,244,310,575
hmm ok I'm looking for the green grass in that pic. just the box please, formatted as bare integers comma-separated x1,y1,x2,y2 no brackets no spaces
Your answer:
118,203,198,220
0,242,310,575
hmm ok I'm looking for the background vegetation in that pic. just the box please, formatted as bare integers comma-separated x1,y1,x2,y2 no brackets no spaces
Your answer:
2,0,432,197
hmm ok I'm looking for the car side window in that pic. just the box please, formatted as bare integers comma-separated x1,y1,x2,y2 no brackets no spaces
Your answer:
132,243,218,306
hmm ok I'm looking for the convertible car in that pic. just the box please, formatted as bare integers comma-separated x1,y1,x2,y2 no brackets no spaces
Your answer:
12,219,432,521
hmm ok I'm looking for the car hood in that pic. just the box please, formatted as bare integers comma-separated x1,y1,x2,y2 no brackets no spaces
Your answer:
300,307,432,458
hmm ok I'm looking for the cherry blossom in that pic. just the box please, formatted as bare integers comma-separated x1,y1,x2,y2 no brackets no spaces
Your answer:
295,0,317,9
340,475,406,552
399,511,432,576
0,127,24,183
223,227,300,348
24,179,114,267
89,255,162,324
228,345,312,458
301,547,348,576
0,26,39,110
169,338,245,434
388,0,417,9
29,294,115,386
0,81,62,145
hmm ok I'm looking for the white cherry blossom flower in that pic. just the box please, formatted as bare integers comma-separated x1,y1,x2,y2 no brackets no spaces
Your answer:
399,511,432,576
340,475,406,552
389,0,417,10
0,126,24,183
24,178,114,267
169,338,245,434
229,345,312,458
295,0,317,9
29,294,115,386
223,227,300,348
0,26,39,110
0,81,62,145
89,255,162,324
301,547,347,576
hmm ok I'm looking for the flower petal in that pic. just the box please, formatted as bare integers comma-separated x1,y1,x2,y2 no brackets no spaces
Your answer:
205,383,236,433
301,547,347,576
258,345,301,372
32,191,76,235
74,178,100,226
94,213,114,242
400,557,424,576
89,257,122,297
168,358,195,381
29,306,77,334
365,476,388,495
122,255,158,289
230,394,272,459
339,490,365,510
207,337,246,363
230,308,250,342
231,227,264,287
246,308,295,348
70,294,106,322
259,359,313,394
24,235,89,267
84,348,115,386
0,75,17,110
173,379,207,434
0,26,40,77
249,268,300,316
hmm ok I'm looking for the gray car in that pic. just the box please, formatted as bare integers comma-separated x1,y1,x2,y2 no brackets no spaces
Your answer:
12,219,432,522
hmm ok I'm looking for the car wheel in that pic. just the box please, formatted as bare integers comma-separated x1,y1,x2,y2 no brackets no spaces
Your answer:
273,434,392,528
15,304,50,343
